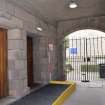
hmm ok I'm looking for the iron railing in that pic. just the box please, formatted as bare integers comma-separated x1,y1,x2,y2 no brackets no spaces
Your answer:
63,37,105,82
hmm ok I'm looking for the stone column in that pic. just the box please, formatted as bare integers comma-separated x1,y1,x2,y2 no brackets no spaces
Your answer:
33,36,50,84
8,29,29,97
33,36,58,83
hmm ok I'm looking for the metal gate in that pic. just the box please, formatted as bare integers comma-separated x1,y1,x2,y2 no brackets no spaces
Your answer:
63,37,105,85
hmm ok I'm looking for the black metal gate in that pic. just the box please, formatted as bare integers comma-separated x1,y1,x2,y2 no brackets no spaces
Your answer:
63,37,105,83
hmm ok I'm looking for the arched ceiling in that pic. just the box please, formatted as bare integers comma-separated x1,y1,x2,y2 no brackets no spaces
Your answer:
7,0,105,25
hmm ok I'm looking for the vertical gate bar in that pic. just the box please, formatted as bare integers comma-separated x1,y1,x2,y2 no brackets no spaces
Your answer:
91,37,93,81
69,39,71,80
101,37,103,59
68,39,70,80
65,39,67,80
86,38,89,81
76,38,78,81
67,39,69,80
97,37,99,81
91,38,93,81
82,39,84,81
63,41,64,79
93,37,96,81
74,39,76,81
103,37,105,86
89,38,92,81
80,38,82,81
95,37,97,81
79,38,80,81
64,40,66,80
92,38,94,81
101,37,103,80
87,38,90,81
72,39,73,80
92,37,94,81
74,39,75,81
72,39,74,81
63,41,65,80
100,37,102,80
94,37,96,81
84,38,86,81
75,39,76,81
70,39,72,80
100,37,102,82
82,38,87,82
71,39,73,81
100,37,102,83
71,39,73,80
73,39,75,81
99,37,102,87
102,37,105,87
77,39,79,81
101,37,104,87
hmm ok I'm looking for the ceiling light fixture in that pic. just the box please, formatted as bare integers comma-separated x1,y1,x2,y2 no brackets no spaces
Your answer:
36,27,43,31
69,1,78,8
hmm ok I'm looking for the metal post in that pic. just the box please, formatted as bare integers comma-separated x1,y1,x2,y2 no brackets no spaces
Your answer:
82,38,89,82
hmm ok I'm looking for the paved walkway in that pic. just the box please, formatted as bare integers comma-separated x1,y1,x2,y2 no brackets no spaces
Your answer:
1,86,105,105
63,87,105,105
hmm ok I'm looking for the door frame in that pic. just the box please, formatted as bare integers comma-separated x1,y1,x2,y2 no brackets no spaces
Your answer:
0,28,8,97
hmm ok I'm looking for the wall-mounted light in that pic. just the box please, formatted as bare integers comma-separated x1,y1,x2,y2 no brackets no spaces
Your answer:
36,27,43,31
69,1,78,8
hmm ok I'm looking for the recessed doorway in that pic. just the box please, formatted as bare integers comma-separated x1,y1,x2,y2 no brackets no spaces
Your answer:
27,36,34,88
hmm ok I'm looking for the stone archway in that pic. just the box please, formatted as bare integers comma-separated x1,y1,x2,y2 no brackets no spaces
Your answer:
57,16,105,82
63,29,105,83
57,16,105,44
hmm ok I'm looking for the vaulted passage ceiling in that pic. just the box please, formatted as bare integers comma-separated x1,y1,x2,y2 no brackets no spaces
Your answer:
8,0,105,25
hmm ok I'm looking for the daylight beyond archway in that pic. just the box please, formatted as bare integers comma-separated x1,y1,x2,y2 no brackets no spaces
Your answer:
63,29,105,86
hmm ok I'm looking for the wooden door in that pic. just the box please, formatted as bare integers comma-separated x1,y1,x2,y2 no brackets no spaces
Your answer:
0,28,8,97
27,37,34,87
